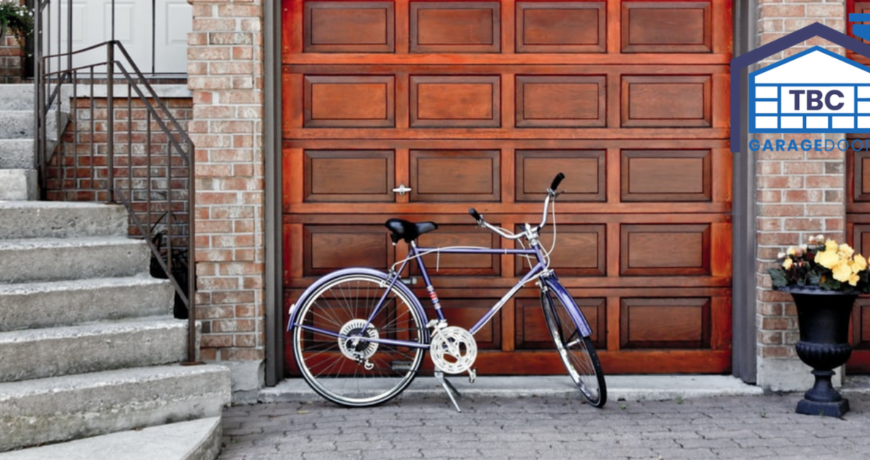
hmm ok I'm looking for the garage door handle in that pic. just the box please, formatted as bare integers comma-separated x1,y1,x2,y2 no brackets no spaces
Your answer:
392,184,412,196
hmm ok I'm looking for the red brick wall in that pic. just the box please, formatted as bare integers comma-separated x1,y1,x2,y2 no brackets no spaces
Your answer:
0,30,24,83
755,0,848,389
187,0,265,363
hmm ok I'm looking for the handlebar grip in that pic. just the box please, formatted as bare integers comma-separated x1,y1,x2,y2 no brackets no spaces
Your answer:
550,172,565,191
469,207,482,222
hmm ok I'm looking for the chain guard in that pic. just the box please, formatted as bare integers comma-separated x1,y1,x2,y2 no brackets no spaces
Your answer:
429,326,478,374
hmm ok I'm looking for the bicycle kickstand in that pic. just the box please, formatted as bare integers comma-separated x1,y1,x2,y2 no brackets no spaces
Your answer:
434,371,462,412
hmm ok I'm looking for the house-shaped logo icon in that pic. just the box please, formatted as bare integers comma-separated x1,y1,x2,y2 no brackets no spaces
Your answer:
749,46,870,133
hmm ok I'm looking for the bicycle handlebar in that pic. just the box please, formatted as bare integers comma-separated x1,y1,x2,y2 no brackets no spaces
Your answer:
470,173,564,239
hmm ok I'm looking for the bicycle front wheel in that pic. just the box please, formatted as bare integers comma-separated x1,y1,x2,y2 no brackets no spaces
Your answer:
292,272,427,407
541,286,607,408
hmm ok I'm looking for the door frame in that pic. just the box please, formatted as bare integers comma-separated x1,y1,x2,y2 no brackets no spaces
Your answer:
262,0,758,386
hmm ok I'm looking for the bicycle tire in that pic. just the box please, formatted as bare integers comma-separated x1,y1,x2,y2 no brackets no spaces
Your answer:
540,286,607,408
291,272,427,407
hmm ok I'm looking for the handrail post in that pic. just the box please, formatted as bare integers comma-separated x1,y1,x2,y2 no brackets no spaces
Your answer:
33,1,41,176
106,42,115,203
188,145,198,364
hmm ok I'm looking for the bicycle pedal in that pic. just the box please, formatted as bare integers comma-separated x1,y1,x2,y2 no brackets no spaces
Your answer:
468,368,476,384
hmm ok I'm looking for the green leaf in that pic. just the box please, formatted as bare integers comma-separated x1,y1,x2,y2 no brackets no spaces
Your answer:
769,268,789,288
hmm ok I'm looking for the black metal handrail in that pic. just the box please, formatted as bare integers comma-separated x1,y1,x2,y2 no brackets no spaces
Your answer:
34,31,199,363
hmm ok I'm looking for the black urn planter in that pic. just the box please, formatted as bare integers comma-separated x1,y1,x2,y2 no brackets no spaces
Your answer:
781,287,856,417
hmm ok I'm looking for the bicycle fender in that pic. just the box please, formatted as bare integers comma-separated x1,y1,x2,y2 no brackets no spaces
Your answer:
543,278,593,337
286,268,430,335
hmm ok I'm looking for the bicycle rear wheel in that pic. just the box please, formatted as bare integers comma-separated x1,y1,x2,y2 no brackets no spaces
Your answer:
291,272,427,407
540,286,607,408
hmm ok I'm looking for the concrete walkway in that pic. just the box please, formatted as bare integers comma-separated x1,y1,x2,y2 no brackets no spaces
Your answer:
218,376,870,459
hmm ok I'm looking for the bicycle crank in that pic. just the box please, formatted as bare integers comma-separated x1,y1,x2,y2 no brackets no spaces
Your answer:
429,325,478,376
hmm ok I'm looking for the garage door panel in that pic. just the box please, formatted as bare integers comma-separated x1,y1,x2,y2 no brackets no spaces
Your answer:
619,297,711,349
622,75,712,127
410,149,500,202
415,225,501,276
621,150,712,202
515,1,606,53
622,1,712,54
515,149,605,202
516,75,606,127
302,225,393,276
621,224,711,276
515,297,606,350
303,150,395,202
304,1,395,53
303,75,395,127
410,76,501,127
410,2,500,53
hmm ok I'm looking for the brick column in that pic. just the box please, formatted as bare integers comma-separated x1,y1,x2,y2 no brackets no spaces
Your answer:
188,0,266,398
755,0,848,390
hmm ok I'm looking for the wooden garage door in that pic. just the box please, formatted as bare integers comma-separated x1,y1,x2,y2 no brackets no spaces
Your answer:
282,0,733,376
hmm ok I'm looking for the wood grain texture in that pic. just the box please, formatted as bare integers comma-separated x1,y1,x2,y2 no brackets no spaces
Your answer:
410,75,501,128
619,297,711,349
304,2,395,53
621,224,712,276
410,149,501,202
621,75,712,127
621,150,712,202
304,150,395,202
304,75,395,127
622,1,712,53
516,75,606,127
516,1,606,53
410,2,501,53
515,150,606,202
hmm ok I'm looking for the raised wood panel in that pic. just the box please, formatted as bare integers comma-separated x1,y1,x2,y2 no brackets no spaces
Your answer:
515,297,606,350
304,2,395,53
410,150,500,202
620,297,711,349
515,2,606,53
515,75,606,127
622,1,712,53
304,75,395,127
416,225,501,276
855,150,870,201
303,225,391,276
425,299,502,349
855,299,870,350
303,150,395,202
410,76,501,128
410,2,500,53
515,225,606,277
854,225,870,258
621,224,711,276
621,150,712,202
621,75,712,128
515,150,605,202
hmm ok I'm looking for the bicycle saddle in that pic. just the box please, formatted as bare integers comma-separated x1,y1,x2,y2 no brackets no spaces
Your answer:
385,218,438,244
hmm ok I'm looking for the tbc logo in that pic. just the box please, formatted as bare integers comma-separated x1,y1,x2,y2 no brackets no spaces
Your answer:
749,46,870,133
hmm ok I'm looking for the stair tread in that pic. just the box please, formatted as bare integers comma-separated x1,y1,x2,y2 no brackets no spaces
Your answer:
0,201,124,210
0,315,182,343
0,364,228,398
0,417,221,460
0,236,143,248
0,274,168,295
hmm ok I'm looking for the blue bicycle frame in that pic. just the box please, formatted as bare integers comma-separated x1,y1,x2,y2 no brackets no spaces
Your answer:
287,240,593,350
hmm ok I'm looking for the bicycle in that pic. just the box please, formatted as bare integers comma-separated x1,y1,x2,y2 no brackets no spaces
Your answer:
286,173,607,411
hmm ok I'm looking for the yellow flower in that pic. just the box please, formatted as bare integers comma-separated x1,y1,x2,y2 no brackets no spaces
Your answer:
850,273,861,286
816,250,840,269
854,254,868,272
839,244,855,259
782,258,793,270
826,239,839,252
833,261,853,283
787,246,796,256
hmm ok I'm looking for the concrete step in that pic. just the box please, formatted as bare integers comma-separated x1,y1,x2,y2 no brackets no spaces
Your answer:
0,417,222,460
0,237,150,284
0,139,58,169
0,110,67,140
0,84,34,111
0,169,37,201
0,364,231,452
0,201,127,239
0,275,173,332
0,316,195,382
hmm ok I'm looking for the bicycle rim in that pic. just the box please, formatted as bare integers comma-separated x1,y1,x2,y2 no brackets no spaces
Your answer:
292,273,426,407
541,290,607,408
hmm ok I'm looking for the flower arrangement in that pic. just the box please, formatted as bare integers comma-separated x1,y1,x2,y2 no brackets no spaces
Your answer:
0,0,33,51
769,235,870,293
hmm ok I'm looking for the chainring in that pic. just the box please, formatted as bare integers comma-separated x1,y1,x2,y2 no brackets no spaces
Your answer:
429,326,478,374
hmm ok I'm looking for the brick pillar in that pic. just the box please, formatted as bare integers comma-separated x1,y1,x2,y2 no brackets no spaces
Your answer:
188,0,266,397
755,0,848,390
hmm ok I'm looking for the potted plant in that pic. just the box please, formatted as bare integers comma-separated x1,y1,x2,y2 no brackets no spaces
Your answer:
769,235,870,417
0,1,32,51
